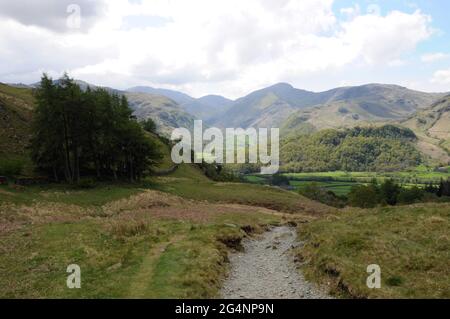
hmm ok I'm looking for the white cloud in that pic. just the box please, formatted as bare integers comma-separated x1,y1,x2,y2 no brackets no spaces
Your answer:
431,68,450,85
0,0,107,32
421,52,449,63
0,0,435,97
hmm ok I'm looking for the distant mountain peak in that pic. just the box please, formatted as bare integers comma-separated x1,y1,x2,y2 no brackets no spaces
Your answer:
269,82,294,89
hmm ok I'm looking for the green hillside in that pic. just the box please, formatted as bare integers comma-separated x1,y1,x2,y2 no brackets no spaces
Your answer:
215,83,443,130
0,83,34,156
126,92,196,137
402,95,450,165
281,125,422,172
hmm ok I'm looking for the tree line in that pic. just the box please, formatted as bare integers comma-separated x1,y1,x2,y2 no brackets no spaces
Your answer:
347,179,450,208
31,74,162,183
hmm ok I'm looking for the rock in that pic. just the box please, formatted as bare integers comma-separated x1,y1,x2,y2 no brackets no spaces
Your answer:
107,262,122,272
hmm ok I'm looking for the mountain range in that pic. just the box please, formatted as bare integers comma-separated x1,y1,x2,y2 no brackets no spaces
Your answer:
4,79,450,165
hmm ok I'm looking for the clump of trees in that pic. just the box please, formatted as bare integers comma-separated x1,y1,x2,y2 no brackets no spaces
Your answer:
197,161,239,182
30,74,162,183
281,125,422,172
424,179,450,197
347,179,450,208
270,174,290,187
299,182,347,208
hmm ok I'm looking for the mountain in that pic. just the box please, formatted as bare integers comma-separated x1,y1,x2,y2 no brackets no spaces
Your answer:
127,86,233,122
216,83,445,130
127,86,194,105
211,83,323,128
402,95,450,165
183,95,233,122
125,92,196,137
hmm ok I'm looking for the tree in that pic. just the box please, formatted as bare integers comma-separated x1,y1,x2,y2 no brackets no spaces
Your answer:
348,185,379,208
30,73,163,183
380,179,400,205
141,118,157,133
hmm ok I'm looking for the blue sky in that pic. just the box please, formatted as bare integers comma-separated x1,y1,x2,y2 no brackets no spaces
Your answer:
0,0,449,98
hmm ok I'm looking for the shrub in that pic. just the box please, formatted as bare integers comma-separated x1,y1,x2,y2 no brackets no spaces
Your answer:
380,179,401,205
386,276,404,287
348,185,379,208
300,182,347,208
270,174,290,186
397,187,424,204
141,118,157,133
75,178,97,189
0,159,24,177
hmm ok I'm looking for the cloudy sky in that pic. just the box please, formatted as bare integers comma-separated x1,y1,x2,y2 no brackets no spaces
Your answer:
0,0,449,98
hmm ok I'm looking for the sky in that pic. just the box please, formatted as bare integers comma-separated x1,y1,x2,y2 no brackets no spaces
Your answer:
0,0,450,99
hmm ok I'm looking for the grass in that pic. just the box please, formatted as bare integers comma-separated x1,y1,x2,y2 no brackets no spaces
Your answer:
0,184,286,298
296,203,450,299
0,84,34,156
0,161,313,298
0,183,144,206
154,165,331,214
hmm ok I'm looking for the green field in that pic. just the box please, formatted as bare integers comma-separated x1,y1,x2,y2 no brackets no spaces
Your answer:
290,181,357,196
244,166,450,196
284,167,450,184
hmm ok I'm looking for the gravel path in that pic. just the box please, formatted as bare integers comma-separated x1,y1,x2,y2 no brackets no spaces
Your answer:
221,226,331,299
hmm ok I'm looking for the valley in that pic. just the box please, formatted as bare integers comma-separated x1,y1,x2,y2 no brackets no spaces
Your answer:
0,78,449,299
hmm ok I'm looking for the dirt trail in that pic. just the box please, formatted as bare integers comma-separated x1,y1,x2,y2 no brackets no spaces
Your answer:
221,226,331,299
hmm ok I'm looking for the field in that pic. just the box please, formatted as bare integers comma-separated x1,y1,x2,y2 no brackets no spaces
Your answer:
245,166,450,196
296,203,450,298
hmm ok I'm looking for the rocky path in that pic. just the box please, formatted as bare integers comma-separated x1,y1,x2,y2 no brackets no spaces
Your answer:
220,226,331,299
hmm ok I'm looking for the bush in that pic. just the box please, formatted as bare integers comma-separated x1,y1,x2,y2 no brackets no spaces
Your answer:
270,174,290,186
0,159,24,177
380,179,400,205
397,187,424,204
141,118,157,133
348,185,379,208
300,183,347,208
75,178,97,189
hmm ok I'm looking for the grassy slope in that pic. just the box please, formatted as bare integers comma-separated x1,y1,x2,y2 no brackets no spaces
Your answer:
402,96,450,165
0,197,283,298
0,84,34,157
155,165,332,214
296,204,450,298
0,162,325,298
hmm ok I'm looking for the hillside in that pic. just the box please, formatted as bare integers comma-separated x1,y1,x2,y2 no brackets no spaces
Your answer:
0,83,34,156
280,84,444,132
213,83,444,130
125,92,196,136
127,86,233,122
402,95,450,165
280,125,422,172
